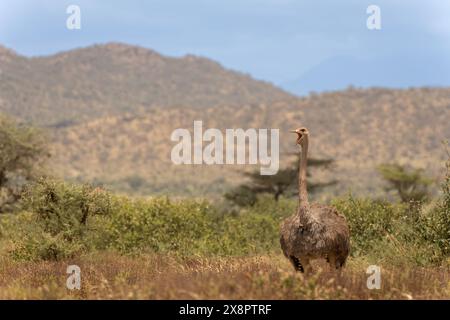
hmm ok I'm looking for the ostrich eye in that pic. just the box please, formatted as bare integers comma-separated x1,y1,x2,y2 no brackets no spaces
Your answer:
300,129,306,132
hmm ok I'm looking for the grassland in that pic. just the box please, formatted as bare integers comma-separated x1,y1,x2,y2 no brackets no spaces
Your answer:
0,253,449,299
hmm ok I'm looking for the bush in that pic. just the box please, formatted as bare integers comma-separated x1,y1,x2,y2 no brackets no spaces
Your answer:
0,211,84,261
6,174,448,265
11,230,84,261
210,196,296,255
96,197,215,254
213,212,279,255
94,195,292,256
417,154,450,256
22,178,112,238
8,184,292,260
332,196,406,256
332,194,449,265
7,178,112,261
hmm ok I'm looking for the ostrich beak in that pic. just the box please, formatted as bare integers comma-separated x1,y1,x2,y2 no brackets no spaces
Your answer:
289,130,297,133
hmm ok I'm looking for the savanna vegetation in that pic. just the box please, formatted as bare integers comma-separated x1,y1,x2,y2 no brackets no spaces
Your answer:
0,51,449,300
0,115,48,212
0,173,449,299
0,118,449,298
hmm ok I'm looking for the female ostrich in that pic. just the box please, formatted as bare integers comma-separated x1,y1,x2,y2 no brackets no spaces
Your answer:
280,127,350,272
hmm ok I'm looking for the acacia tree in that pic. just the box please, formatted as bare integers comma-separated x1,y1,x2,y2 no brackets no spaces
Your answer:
377,163,432,203
225,156,337,206
0,115,48,211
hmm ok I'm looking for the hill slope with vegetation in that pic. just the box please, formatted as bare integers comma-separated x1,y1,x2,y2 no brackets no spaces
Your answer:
50,88,450,196
0,43,449,196
0,43,295,126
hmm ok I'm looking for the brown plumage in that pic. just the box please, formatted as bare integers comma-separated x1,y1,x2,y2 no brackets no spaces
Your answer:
280,127,350,272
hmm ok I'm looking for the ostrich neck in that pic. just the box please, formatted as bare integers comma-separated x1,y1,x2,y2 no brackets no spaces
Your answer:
298,137,309,209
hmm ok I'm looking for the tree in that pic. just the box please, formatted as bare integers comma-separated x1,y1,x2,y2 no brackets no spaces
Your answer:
224,156,337,206
0,114,48,211
377,163,432,203
224,185,257,207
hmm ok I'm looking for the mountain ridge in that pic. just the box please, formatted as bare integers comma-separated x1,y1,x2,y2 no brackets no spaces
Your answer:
0,42,297,126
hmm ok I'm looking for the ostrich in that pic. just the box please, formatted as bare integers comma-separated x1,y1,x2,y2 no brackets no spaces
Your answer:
280,127,350,272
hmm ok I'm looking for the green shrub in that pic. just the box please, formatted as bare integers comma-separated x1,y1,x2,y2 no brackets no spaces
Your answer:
11,230,84,261
97,197,215,255
332,194,449,265
332,196,407,256
22,178,112,238
210,196,295,255
0,211,84,261
248,195,297,219
8,176,447,265
213,212,279,255
7,178,112,261
418,155,450,256
92,194,292,257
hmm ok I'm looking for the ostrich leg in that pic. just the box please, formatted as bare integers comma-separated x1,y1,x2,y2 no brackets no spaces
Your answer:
289,256,311,273
289,256,304,272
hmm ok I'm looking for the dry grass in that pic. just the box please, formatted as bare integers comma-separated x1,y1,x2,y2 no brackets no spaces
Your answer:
0,252,449,300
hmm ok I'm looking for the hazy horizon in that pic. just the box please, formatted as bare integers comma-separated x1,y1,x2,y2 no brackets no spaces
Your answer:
1,0,449,94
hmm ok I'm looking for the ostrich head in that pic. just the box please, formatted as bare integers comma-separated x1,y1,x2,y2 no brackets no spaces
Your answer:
290,127,309,146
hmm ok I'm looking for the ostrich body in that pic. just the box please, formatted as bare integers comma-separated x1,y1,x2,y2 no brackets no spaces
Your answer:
280,127,350,272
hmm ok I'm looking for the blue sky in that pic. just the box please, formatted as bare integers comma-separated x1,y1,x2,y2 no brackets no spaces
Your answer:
1,0,449,94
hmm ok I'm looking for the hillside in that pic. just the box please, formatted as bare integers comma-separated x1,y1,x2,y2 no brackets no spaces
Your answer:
1,43,449,197
49,87,450,197
0,43,295,126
